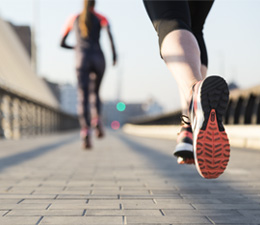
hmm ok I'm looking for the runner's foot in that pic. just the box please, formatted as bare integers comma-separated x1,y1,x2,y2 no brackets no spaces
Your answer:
92,118,105,138
173,116,194,164
96,121,105,138
190,75,230,179
81,128,92,149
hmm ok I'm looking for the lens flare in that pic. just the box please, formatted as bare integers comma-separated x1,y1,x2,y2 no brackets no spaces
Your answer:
116,102,126,112
111,121,120,130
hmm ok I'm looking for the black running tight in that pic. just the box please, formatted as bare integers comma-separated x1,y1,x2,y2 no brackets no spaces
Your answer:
76,48,105,128
143,0,214,67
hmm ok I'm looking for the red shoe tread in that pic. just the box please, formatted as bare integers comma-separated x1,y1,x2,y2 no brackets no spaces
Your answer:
196,109,230,179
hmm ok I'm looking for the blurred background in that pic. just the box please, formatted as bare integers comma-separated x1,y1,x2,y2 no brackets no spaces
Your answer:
0,0,260,138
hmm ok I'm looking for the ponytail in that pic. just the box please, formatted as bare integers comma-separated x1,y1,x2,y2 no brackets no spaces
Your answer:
79,0,95,38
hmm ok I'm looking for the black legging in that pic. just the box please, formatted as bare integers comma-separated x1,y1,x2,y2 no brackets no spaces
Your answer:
143,0,214,67
76,48,105,128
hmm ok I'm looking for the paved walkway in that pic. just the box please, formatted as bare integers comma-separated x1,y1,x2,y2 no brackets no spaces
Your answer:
0,130,260,225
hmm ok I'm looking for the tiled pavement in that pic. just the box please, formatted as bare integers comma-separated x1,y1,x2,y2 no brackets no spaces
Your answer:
0,130,260,225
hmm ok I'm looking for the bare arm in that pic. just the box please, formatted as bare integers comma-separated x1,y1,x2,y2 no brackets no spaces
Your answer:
60,33,74,49
60,15,77,50
106,25,117,65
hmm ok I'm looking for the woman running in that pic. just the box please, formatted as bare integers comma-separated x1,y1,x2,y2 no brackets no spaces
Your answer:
143,1,230,179
61,0,117,149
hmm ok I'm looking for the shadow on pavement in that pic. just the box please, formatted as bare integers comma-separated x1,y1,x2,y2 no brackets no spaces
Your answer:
118,132,260,223
0,134,79,172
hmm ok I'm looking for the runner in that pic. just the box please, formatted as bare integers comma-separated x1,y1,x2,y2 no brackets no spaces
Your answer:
60,0,117,149
143,0,230,179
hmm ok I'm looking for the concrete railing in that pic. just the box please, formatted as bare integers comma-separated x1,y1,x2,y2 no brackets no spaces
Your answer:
0,87,78,139
225,86,260,125
129,86,260,126
0,18,79,139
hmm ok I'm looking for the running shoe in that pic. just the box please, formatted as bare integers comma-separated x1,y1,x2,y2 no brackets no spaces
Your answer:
189,75,230,179
81,128,92,149
173,116,194,164
96,120,105,138
92,118,105,138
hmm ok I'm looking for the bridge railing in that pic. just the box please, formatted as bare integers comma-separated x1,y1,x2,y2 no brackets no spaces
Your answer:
0,87,79,139
129,87,260,126
225,92,260,125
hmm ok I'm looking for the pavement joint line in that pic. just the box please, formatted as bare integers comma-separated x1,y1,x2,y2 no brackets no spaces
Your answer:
45,203,52,210
6,186,13,192
36,216,44,225
235,209,244,216
2,210,11,217
178,193,184,199
122,215,127,225
159,209,165,216
190,203,196,209
82,209,86,216
17,199,24,204
206,216,216,224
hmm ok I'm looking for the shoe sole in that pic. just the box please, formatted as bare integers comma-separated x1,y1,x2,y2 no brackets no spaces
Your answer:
195,76,230,179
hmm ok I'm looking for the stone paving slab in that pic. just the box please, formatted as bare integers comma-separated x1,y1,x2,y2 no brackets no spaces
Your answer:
208,215,260,224
0,216,41,225
85,209,162,216
0,194,57,199
123,202,194,210
40,216,123,224
8,209,84,216
56,194,118,199
0,131,260,224
163,209,241,217
192,203,260,210
0,203,49,210
126,215,211,224
238,209,260,217
49,203,120,210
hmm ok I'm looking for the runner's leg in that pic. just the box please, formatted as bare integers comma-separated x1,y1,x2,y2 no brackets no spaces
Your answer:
92,50,106,137
93,51,105,118
76,52,92,148
143,0,201,114
188,0,214,78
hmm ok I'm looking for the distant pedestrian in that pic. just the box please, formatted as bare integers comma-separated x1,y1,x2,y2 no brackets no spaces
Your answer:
61,0,117,149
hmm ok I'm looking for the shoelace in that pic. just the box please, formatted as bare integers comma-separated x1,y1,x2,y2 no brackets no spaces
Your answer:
180,115,191,126
177,115,191,136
